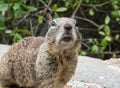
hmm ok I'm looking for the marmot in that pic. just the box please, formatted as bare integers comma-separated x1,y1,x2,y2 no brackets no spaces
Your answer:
0,17,82,88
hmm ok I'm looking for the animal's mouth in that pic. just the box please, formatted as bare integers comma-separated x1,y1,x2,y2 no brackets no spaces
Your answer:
62,36,72,42
57,33,74,49
62,34,73,43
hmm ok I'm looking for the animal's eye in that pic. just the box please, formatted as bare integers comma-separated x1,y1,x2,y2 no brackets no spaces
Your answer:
51,20,57,26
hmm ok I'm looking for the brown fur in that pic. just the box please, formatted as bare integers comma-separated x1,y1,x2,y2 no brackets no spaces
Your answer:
0,17,82,88
0,37,44,88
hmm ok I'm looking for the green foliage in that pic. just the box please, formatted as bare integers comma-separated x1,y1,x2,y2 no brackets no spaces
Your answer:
105,15,110,25
38,16,43,24
52,4,67,18
111,0,120,24
13,33,22,42
0,16,5,30
0,0,37,18
0,0,120,59
89,9,94,16
82,15,113,58
0,0,37,42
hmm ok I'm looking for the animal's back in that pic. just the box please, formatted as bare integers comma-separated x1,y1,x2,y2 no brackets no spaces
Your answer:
0,37,44,87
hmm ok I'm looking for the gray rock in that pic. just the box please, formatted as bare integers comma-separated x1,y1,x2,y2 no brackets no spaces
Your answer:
0,44,120,88
71,56,120,88
66,80,103,88
0,44,10,60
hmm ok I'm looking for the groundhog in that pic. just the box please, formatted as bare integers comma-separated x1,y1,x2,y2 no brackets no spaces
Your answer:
0,17,82,88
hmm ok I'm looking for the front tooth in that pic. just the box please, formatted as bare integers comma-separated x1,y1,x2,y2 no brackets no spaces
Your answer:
64,34,70,37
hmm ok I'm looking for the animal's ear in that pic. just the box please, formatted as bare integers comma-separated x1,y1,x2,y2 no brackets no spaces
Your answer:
46,13,52,26
69,17,76,25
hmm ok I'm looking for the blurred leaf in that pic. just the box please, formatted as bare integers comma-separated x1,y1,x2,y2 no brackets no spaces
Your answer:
0,27,5,30
21,4,37,12
0,0,3,4
13,33,22,42
0,4,9,16
44,0,49,3
12,3,23,18
73,1,78,8
112,4,119,10
0,30,3,34
91,45,99,54
52,4,57,12
99,31,105,36
116,17,120,21
84,0,89,3
105,15,110,24
101,38,107,47
56,7,67,12
98,25,104,30
5,30,13,34
15,9,22,18
111,11,119,18
80,50,87,56
118,10,120,16
54,12,59,18
89,9,94,16
115,34,119,40
87,38,98,44
18,29,31,35
104,26,110,35
38,16,43,23
13,3,20,11
105,36,112,41
27,6,37,12
65,1,69,7
93,38,98,44
0,16,5,30
88,39,94,43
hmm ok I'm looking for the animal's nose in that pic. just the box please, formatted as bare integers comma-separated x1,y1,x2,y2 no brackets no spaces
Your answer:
64,23,72,31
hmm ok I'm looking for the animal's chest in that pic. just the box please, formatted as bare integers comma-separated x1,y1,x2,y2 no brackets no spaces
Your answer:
55,56,77,83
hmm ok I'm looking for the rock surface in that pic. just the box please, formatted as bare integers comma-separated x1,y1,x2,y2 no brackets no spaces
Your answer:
70,56,120,88
0,44,120,88
0,44,10,60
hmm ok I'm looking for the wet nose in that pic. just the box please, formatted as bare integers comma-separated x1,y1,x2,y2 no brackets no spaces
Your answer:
64,23,72,31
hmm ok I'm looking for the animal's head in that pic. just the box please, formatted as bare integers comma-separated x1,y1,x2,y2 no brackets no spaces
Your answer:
45,17,82,51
